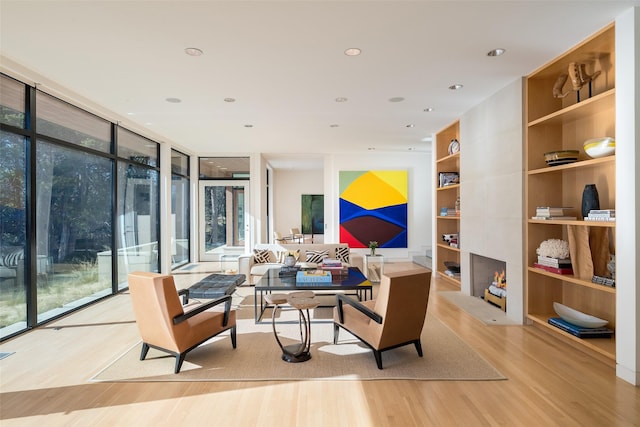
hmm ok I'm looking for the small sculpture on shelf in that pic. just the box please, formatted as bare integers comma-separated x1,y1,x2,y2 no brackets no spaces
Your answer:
552,62,601,101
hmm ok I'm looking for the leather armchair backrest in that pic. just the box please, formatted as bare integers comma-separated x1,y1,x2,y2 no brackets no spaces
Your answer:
128,271,185,352
373,269,432,348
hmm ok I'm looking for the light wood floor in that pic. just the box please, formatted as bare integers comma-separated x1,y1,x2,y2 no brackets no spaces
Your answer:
0,262,638,426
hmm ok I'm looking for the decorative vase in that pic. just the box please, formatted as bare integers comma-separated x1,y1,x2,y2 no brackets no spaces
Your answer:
581,184,600,218
284,255,296,267
370,248,376,256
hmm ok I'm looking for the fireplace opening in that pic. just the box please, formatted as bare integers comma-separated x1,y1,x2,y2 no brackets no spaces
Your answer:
471,254,507,308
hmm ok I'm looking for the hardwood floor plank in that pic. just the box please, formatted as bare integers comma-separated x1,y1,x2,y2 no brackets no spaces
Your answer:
0,262,638,426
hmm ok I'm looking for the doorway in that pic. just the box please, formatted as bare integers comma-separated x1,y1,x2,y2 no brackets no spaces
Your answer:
198,180,249,263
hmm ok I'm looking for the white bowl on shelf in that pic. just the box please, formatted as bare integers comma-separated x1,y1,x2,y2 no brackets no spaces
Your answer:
583,136,615,159
553,302,608,328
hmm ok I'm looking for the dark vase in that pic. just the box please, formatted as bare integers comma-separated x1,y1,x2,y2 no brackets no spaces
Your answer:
581,184,600,218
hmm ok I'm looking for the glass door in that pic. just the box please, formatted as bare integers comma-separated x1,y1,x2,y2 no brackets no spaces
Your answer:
198,181,249,263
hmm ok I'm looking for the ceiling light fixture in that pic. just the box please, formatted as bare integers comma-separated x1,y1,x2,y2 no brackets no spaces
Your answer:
185,47,203,56
406,124,415,128
330,124,339,127
224,97,236,103
166,97,181,103
344,48,361,56
448,84,464,90
423,107,433,112
487,48,506,57
244,124,253,128
335,97,348,102
389,97,405,102
368,147,375,151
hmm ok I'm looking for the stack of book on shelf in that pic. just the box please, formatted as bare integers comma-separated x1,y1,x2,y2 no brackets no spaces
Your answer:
531,206,577,220
534,256,573,274
584,209,615,222
320,259,349,276
444,262,460,279
592,275,615,287
296,269,332,283
548,317,614,338
439,207,459,217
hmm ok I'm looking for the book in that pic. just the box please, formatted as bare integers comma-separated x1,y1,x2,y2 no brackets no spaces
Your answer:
296,270,332,283
278,266,300,277
438,172,459,188
531,216,577,221
537,256,572,268
592,275,616,287
535,206,574,217
533,263,574,275
321,258,342,268
548,317,614,338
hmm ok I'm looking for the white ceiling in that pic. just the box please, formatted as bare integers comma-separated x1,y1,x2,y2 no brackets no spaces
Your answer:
1,1,637,169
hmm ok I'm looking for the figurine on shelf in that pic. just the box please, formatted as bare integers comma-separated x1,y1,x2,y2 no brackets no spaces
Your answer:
552,62,601,100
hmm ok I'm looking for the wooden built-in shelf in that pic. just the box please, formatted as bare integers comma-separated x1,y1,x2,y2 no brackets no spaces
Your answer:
527,266,616,294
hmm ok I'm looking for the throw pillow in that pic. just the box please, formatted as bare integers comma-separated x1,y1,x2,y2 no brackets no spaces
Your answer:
253,249,272,264
306,249,329,264
335,247,350,264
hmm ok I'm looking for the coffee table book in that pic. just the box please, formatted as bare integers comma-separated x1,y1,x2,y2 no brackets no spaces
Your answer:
548,317,614,338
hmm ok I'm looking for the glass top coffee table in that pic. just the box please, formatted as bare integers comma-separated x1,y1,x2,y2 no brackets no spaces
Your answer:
254,267,373,323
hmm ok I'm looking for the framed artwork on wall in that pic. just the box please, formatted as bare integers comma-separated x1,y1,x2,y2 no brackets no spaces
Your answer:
301,194,324,235
339,170,408,248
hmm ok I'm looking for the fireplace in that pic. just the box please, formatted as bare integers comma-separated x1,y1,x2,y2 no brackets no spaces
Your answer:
470,253,506,298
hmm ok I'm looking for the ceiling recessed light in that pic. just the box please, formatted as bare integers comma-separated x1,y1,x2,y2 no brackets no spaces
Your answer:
185,47,203,56
224,97,236,103
487,48,506,57
335,97,348,102
389,97,405,102
344,48,361,56
368,147,376,151
406,124,415,128
166,97,181,103
244,124,253,128
448,84,464,90
423,107,434,112
330,124,339,128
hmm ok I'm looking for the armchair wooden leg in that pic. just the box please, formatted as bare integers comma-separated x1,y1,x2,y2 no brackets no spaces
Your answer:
231,326,237,348
373,350,383,370
414,340,423,357
333,324,340,344
140,343,150,361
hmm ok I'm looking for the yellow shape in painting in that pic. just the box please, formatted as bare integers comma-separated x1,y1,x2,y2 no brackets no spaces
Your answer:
341,170,407,210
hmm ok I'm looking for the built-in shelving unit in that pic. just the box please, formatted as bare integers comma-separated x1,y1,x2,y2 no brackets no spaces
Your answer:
435,121,461,287
525,24,616,363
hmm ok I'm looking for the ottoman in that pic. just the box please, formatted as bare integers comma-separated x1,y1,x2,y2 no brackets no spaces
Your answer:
187,274,246,299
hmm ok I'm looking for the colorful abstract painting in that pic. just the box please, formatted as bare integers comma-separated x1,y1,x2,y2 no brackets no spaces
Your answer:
339,170,407,248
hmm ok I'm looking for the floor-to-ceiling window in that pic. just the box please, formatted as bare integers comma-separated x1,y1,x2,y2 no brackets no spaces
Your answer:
116,128,160,288
0,73,165,340
171,150,190,268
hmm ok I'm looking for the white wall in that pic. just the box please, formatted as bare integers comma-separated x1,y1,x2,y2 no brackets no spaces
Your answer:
324,151,433,262
615,6,639,386
459,78,525,323
272,168,324,242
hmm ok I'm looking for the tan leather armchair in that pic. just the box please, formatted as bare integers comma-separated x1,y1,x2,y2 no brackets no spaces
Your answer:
128,271,237,374
333,268,432,369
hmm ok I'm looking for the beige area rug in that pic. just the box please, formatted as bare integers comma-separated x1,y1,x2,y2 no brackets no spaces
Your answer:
90,294,505,382
438,291,519,326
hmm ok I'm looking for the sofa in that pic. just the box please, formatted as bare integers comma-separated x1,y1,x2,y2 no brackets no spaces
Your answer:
238,243,363,284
